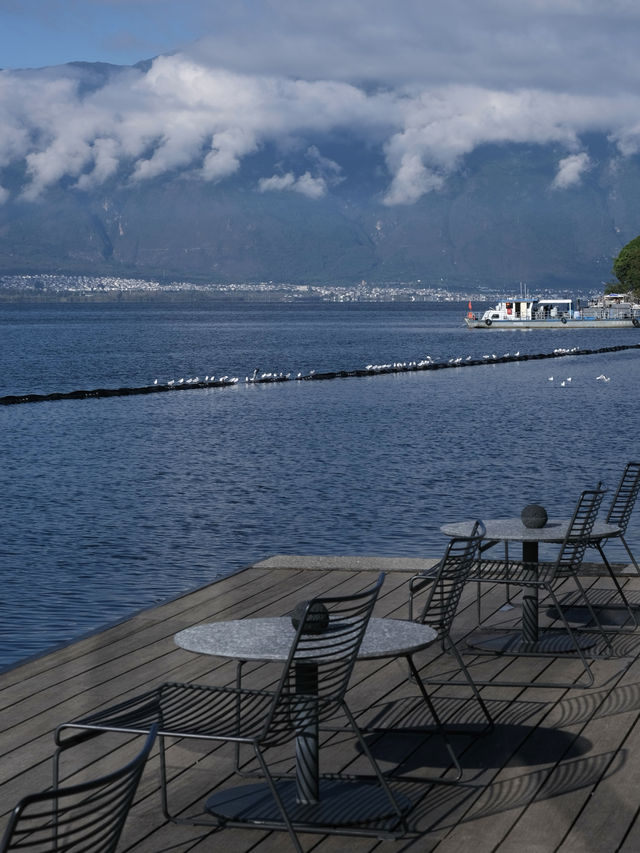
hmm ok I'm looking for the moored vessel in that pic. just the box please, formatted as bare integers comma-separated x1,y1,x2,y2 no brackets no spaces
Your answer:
466,295,640,329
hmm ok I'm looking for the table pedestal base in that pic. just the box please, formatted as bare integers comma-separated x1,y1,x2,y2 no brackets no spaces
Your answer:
206,778,411,831
467,630,598,655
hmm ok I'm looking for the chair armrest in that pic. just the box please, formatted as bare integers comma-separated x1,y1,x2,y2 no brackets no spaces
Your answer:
408,568,439,621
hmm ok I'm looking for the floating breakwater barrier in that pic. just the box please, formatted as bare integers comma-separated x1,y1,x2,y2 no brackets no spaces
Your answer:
2,343,639,406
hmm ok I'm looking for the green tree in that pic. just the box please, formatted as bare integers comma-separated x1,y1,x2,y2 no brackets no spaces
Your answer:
610,235,640,298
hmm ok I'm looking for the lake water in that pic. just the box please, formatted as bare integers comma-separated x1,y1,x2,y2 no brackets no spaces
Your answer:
2,299,640,670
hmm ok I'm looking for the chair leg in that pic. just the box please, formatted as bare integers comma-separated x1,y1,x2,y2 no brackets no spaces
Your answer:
339,701,408,834
409,636,494,732
543,584,598,689
620,534,640,575
443,636,494,731
566,574,615,653
233,660,260,778
253,745,304,853
158,734,218,826
592,543,639,630
159,734,175,822
504,541,514,606
403,654,463,780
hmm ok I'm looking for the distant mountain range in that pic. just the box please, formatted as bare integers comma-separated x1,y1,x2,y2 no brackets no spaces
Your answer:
1,64,639,293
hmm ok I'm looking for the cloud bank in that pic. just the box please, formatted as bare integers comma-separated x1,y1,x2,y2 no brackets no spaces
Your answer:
2,1,640,205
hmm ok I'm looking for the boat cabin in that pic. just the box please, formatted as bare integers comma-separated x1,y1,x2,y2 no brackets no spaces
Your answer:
480,298,573,323
481,299,535,322
535,298,574,319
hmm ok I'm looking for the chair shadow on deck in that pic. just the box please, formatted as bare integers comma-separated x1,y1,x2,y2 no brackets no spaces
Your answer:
551,679,640,727
362,714,623,844
359,680,631,844
362,695,591,774
392,747,625,842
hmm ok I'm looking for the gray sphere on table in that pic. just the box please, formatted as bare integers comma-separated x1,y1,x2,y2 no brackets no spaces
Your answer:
291,601,330,633
521,504,548,528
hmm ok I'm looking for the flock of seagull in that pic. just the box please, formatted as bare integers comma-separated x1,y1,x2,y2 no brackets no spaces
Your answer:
3,342,624,408
150,343,616,389
548,373,611,384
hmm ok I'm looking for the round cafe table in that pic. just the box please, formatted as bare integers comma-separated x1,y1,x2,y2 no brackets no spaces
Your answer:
440,518,620,654
175,616,437,831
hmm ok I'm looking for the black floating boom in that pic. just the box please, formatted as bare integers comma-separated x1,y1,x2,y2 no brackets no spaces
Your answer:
2,343,639,406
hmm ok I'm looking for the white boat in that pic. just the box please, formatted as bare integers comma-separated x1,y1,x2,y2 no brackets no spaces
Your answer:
465,296,640,329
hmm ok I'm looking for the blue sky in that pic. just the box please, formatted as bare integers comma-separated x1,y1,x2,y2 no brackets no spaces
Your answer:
0,0,203,68
1,1,640,207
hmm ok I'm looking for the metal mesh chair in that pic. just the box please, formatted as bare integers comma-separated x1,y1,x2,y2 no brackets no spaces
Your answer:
0,727,156,853
469,485,611,688
589,461,640,576
55,574,406,852
408,520,493,731
563,462,640,629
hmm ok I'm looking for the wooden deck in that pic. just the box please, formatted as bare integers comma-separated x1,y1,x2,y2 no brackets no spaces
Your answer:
3,554,640,852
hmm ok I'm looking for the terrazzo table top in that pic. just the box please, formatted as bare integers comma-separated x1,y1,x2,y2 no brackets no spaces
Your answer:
175,616,437,661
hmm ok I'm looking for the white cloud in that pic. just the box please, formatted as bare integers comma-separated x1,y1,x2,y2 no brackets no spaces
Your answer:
610,123,640,157
258,173,296,193
258,171,327,198
2,49,640,207
185,0,640,97
383,155,444,206
551,152,591,189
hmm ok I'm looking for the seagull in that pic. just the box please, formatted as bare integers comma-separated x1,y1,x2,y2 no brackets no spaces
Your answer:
548,376,554,381
596,374,607,380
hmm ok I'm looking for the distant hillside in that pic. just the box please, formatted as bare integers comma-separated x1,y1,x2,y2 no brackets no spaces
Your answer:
1,117,639,292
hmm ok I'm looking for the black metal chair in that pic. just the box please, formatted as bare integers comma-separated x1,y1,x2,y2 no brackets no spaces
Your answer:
0,727,156,853
553,466,640,631
560,462,640,630
468,485,612,688
55,575,405,853
588,461,640,578
407,520,493,731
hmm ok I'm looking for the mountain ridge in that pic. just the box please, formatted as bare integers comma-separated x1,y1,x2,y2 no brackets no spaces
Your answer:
1,61,639,293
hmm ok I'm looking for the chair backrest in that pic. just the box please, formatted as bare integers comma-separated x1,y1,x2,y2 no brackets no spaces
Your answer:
0,727,156,853
263,573,385,740
606,462,640,534
417,520,486,635
555,484,607,575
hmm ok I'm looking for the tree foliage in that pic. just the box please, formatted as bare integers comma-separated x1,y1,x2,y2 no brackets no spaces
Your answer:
611,234,640,297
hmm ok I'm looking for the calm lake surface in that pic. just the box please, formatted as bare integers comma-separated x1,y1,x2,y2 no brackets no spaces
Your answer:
2,299,640,669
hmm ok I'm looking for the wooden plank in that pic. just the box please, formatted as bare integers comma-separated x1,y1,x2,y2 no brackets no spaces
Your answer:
1,558,639,853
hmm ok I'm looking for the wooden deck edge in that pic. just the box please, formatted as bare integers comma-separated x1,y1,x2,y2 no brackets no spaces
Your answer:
577,560,636,576
0,555,440,678
251,554,441,572
0,561,257,678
